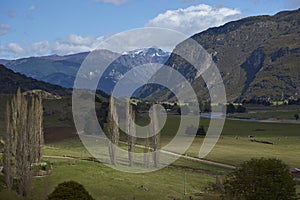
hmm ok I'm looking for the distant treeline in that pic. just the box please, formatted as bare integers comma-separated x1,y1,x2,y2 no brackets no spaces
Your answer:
239,98,300,106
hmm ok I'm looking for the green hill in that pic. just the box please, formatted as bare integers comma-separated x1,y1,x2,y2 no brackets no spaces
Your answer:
0,64,71,95
0,53,88,89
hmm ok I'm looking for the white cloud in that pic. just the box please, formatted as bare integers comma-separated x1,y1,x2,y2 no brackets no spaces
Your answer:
51,34,105,55
8,43,24,54
0,34,106,59
0,43,25,56
0,24,11,36
65,34,96,46
94,0,131,5
30,41,50,55
146,4,242,36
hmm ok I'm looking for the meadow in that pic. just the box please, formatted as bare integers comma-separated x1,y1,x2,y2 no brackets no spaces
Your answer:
137,113,300,167
0,96,299,199
27,112,299,199
30,158,216,200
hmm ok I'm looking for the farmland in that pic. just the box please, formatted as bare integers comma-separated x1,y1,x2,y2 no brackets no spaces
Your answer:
0,96,299,199
30,111,300,199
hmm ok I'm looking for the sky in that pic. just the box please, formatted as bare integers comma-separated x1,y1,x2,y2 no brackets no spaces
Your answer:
0,0,299,59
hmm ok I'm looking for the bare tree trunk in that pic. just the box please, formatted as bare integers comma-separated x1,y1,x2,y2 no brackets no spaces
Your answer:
127,100,136,166
152,105,160,168
108,94,119,165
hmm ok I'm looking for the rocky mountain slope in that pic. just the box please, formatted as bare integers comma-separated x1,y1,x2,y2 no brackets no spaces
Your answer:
99,48,169,94
139,8,300,102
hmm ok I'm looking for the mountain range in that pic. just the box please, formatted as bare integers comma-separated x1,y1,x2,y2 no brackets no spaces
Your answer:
0,48,170,94
1,9,299,101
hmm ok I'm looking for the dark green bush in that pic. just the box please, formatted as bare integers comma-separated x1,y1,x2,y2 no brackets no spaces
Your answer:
48,181,94,200
224,158,297,200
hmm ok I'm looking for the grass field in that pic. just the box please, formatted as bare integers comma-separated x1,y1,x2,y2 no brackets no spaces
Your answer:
231,104,300,120
30,112,299,199
33,141,230,200
136,114,300,167
1,96,299,199
188,118,300,167
0,137,228,200
25,127,231,200
30,158,216,200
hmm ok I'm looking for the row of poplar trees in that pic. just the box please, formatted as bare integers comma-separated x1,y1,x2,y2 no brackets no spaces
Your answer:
107,95,160,167
3,88,44,197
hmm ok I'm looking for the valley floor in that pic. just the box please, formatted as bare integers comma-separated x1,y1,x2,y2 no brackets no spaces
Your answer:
1,111,299,199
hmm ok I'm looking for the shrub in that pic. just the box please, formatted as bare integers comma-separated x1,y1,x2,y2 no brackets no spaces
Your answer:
224,158,297,200
47,181,95,200
226,103,235,114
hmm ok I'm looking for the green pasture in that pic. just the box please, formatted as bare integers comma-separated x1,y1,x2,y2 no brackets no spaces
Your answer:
46,112,300,167
232,104,300,120
29,158,214,200
135,114,300,167
1,95,299,199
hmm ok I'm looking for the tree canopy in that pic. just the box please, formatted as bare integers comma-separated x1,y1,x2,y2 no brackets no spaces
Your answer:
224,158,297,200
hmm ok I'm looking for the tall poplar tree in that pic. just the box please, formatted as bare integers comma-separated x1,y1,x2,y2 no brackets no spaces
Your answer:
3,88,44,196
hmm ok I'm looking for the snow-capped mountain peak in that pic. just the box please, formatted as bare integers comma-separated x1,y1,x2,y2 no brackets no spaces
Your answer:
122,47,170,58
99,47,170,94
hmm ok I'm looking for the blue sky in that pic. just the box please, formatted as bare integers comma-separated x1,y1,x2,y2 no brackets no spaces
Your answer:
0,0,299,59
